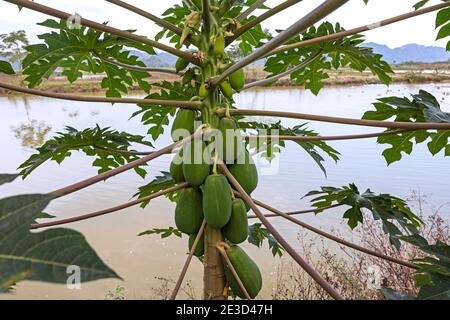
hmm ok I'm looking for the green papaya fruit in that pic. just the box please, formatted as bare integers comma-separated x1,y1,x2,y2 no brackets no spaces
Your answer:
229,68,245,92
214,33,225,57
202,174,232,228
171,109,196,142
188,232,204,257
218,117,244,164
175,57,189,72
229,150,258,195
220,81,234,100
199,83,208,98
175,188,203,234
182,140,211,187
223,198,249,244
170,149,184,183
223,245,262,299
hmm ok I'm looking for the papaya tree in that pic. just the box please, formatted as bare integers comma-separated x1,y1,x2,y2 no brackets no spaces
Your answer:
0,0,450,300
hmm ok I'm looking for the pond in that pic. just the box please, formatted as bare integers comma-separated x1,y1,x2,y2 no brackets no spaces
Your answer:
0,83,449,299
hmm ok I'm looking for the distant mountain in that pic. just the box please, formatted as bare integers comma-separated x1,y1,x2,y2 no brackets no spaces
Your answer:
365,42,450,64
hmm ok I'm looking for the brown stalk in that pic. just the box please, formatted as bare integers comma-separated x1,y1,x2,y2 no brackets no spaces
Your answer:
4,0,197,63
219,163,344,300
216,243,252,300
0,82,202,110
225,109,450,130
248,196,418,270
169,220,207,300
31,183,188,229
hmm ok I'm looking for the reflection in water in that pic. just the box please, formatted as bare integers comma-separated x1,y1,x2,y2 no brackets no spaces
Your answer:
11,119,52,149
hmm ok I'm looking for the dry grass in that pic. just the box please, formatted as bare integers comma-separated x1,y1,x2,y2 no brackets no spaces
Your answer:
272,191,449,300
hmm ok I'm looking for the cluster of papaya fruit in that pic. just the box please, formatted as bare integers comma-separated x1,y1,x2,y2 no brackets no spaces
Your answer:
169,109,262,298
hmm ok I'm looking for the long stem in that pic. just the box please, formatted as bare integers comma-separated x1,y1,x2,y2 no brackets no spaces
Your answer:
49,134,196,197
247,203,343,218
216,245,252,300
246,129,414,142
236,0,268,22
0,82,202,110
242,50,322,90
267,2,450,57
224,109,450,130
4,0,197,64
97,55,182,75
105,0,182,36
219,163,344,300
211,0,349,87
31,183,188,229
250,197,418,270
170,220,207,300
93,146,154,156
227,0,303,44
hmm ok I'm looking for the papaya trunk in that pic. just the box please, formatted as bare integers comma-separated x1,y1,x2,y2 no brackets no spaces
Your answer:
203,225,227,299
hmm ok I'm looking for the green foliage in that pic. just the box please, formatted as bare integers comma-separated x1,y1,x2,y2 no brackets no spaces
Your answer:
0,194,119,292
0,61,15,75
156,2,191,46
22,19,154,97
18,125,153,178
304,183,422,249
138,227,182,238
239,120,340,176
248,223,284,257
237,16,272,55
412,1,450,50
382,234,450,300
0,174,19,186
363,90,450,164
134,171,179,208
265,22,392,95
132,81,198,141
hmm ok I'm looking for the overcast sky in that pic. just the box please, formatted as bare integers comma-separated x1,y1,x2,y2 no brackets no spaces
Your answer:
0,0,447,49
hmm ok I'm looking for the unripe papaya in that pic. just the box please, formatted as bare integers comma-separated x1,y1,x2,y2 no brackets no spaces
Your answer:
170,149,184,183
223,245,262,299
229,68,245,92
214,33,225,57
199,83,208,98
202,174,232,228
220,81,234,100
229,150,258,195
175,188,203,234
175,57,189,72
188,232,204,257
171,109,196,142
223,198,249,244
182,140,211,187
218,117,244,164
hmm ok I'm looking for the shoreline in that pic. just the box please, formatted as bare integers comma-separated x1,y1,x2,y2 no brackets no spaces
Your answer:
1,71,450,96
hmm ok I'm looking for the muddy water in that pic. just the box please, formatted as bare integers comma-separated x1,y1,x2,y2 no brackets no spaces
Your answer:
0,83,449,299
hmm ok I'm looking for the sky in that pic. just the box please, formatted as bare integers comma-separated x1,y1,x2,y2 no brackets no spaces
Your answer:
0,0,447,49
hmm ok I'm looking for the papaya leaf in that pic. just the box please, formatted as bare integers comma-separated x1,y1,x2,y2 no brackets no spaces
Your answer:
138,227,182,238
265,22,392,95
0,61,15,75
248,223,284,257
238,120,340,176
0,174,19,186
382,234,450,300
237,16,272,55
363,90,450,164
18,125,153,178
22,19,153,97
131,81,198,141
134,171,179,208
0,194,120,292
304,184,422,249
